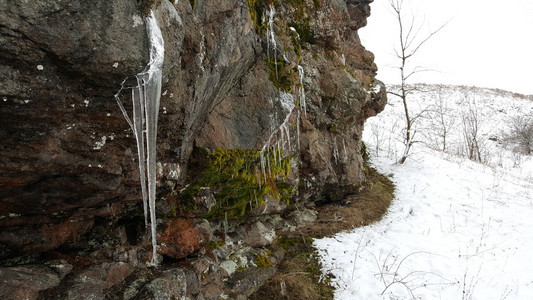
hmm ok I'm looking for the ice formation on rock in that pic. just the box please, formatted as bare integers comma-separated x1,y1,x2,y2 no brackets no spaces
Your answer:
114,11,164,266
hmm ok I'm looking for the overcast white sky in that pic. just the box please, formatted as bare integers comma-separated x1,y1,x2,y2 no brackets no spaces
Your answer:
359,0,533,95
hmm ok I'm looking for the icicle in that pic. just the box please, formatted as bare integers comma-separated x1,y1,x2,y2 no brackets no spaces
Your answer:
279,123,286,152
271,143,277,167
277,140,282,168
256,169,262,188
333,138,340,165
260,148,267,183
342,138,347,162
258,92,296,182
266,147,272,176
297,65,307,117
296,109,301,150
266,3,278,77
266,4,276,57
114,11,165,267
224,212,228,240
132,85,149,227
281,122,291,149
144,11,164,267
279,91,295,113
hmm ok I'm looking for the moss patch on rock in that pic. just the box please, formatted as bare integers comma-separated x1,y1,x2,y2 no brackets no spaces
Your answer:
250,236,334,300
179,147,295,222
266,57,296,93
246,0,267,34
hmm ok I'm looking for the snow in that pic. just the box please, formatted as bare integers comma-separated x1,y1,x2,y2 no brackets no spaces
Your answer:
314,84,533,299
132,15,143,28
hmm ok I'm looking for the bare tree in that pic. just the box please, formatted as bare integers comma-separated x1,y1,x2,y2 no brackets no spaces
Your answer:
424,86,457,151
504,115,533,155
461,99,485,162
387,0,447,164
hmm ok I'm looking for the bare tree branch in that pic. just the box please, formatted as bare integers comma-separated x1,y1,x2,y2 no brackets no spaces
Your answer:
388,0,447,164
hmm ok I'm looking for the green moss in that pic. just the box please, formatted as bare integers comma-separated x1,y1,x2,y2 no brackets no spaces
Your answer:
285,0,305,5
207,240,225,250
246,0,266,34
286,0,316,45
266,57,295,93
180,147,294,222
176,187,199,212
252,235,333,299
360,141,369,161
236,265,248,272
342,64,358,81
289,29,303,63
276,236,299,250
254,253,273,268
288,20,315,45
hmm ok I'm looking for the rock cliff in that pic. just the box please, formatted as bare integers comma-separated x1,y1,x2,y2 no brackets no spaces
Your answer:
0,0,386,298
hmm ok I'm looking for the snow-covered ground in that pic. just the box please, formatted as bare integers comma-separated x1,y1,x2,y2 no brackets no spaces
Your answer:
314,85,533,299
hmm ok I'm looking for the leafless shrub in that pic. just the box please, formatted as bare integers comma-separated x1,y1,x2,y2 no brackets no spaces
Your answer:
503,115,533,155
460,265,482,300
460,100,489,163
422,87,457,151
371,249,455,299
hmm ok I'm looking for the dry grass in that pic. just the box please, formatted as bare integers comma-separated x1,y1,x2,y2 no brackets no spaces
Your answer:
297,165,395,238
250,236,334,300
251,164,395,299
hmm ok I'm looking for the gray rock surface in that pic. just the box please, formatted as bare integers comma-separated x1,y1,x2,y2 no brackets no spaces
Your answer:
0,265,61,300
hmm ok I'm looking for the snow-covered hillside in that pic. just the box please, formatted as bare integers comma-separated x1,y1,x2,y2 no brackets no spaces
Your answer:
365,84,533,175
314,84,533,299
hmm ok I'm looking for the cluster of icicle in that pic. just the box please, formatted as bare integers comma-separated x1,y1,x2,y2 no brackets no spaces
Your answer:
114,11,164,266
258,3,310,182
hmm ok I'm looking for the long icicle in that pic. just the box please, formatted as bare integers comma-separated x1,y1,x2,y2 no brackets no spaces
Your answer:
143,11,164,267
132,84,149,227
115,10,164,267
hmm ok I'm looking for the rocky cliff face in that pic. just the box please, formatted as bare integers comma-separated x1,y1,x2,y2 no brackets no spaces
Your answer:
0,0,385,298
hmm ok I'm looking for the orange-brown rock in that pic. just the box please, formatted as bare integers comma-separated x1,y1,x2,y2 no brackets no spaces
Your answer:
158,218,210,259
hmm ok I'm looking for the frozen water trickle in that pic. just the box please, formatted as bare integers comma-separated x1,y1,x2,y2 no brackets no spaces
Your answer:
297,65,307,117
259,92,296,181
333,139,340,165
342,138,347,161
114,11,165,267
297,110,301,150
266,4,276,55
266,3,278,77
